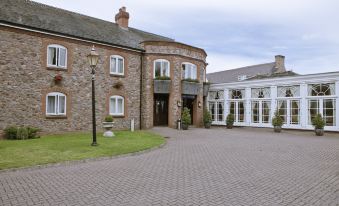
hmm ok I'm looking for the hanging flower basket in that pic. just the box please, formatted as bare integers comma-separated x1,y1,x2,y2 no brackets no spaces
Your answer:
113,81,123,89
54,74,63,83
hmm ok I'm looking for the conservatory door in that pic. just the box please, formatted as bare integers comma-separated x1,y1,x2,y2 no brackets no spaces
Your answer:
277,100,300,126
251,100,271,125
230,101,245,124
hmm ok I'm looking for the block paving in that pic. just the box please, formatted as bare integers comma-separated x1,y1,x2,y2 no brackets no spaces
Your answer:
0,127,338,205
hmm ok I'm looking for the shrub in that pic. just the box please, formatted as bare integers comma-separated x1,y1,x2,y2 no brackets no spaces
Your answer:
181,107,192,125
272,110,284,127
104,115,114,122
4,126,40,140
226,114,234,126
203,109,212,124
312,114,325,129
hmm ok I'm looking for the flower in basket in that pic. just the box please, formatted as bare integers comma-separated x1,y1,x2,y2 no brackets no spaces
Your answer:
54,74,63,82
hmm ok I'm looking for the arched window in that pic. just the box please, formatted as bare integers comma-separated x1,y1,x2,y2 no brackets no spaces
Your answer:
47,44,67,68
153,59,170,79
182,62,197,80
109,95,124,116
110,55,124,75
46,92,66,115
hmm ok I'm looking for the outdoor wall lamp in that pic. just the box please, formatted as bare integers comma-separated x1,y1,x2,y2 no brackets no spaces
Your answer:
177,100,182,107
87,45,99,146
198,101,202,108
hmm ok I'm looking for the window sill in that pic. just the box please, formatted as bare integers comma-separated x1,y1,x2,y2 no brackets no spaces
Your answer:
46,115,67,119
47,66,67,71
110,74,125,78
110,115,125,118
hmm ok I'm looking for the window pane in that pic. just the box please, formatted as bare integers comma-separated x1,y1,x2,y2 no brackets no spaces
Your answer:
59,96,65,114
217,102,223,121
117,98,123,114
277,100,287,124
209,102,215,121
192,66,197,79
155,62,161,78
238,102,245,122
290,100,300,124
47,95,56,114
262,101,271,123
48,47,57,66
59,48,66,67
308,100,319,125
111,58,117,73
118,58,123,74
110,98,116,114
323,99,335,126
252,101,259,123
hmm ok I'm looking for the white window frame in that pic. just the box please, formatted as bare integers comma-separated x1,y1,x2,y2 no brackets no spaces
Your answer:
153,59,170,79
109,95,124,116
182,62,197,80
110,55,124,75
46,92,66,115
47,44,67,69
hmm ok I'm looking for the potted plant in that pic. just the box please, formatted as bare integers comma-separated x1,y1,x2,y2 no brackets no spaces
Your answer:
113,81,123,89
203,109,212,129
181,107,191,130
312,114,325,136
54,74,63,83
226,114,234,129
272,110,284,133
103,115,114,137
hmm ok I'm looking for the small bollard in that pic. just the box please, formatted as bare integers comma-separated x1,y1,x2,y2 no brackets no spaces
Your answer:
177,119,181,130
131,118,135,132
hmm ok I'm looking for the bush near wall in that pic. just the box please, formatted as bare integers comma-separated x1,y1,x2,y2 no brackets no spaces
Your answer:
4,126,40,140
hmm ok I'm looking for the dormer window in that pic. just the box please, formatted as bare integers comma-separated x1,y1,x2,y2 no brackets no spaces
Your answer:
47,44,67,68
237,75,247,81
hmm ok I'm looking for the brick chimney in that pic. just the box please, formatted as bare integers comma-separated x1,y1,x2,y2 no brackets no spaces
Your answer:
274,55,286,73
115,7,129,29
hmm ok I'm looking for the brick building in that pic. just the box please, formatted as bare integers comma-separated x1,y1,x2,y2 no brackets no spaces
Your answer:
0,0,207,133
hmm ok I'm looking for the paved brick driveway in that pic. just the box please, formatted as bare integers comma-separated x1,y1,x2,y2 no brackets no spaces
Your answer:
1,127,339,206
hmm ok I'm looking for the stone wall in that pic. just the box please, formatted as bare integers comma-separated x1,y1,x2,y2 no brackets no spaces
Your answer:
141,41,207,129
0,27,141,133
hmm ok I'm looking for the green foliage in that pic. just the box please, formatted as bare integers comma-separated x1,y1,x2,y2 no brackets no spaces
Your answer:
181,107,192,125
272,110,284,127
312,114,325,129
182,78,199,83
203,109,212,124
4,126,40,140
104,115,114,122
154,76,171,80
226,114,234,126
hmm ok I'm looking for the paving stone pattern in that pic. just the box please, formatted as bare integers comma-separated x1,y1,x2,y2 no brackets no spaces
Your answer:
0,127,339,206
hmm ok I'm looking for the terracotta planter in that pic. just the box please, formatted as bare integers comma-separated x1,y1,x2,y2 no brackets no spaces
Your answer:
315,128,324,136
226,124,233,129
182,124,189,130
274,126,282,133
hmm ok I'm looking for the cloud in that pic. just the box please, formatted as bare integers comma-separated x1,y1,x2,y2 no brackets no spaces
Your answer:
33,0,339,74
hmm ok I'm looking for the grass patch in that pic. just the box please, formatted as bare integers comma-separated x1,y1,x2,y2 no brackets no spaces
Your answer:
0,131,164,170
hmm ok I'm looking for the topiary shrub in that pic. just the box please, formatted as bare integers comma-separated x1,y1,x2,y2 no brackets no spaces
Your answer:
181,107,191,130
203,109,212,128
312,114,325,129
104,115,114,122
272,110,284,127
226,114,234,129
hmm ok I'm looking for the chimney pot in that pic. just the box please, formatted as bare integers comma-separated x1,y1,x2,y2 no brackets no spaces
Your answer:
115,7,129,28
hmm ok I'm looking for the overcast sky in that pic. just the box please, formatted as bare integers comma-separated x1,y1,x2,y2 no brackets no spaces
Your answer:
34,0,339,74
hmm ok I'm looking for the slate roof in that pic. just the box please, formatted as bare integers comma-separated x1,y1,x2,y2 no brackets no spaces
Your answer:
0,0,174,51
207,62,277,84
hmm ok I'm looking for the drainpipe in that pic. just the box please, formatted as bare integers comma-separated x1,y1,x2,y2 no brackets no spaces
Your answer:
139,53,144,130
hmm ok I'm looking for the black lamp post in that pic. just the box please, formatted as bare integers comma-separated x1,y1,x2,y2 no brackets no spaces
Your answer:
87,46,99,146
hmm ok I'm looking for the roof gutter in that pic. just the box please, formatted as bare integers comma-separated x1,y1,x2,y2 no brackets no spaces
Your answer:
0,21,145,53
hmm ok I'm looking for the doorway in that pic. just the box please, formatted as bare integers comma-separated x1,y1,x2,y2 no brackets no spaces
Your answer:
182,95,195,125
153,94,169,126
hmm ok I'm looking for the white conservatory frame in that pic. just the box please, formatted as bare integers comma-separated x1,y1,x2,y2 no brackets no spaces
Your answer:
208,71,339,131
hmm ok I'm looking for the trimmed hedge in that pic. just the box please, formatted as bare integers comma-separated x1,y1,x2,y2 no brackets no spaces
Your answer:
4,126,40,140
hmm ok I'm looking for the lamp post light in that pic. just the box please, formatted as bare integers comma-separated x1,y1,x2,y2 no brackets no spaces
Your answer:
87,46,99,146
